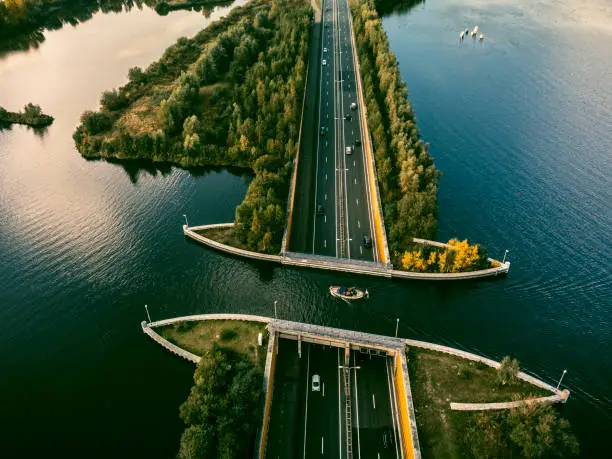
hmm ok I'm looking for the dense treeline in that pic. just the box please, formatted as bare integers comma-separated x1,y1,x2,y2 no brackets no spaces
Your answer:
177,345,264,459
73,0,312,253
351,0,439,256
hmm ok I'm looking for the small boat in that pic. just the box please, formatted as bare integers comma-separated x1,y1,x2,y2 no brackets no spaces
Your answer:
471,25,479,37
479,33,484,40
460,31,465,40
329,285,364,301
465,28,470,35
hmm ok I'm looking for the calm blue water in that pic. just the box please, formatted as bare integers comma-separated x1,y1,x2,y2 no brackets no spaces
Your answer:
0,0,610,457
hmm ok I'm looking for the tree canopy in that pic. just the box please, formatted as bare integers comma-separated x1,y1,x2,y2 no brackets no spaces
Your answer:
177,345,264,459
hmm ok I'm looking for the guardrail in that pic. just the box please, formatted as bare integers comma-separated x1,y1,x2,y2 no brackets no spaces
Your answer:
347,1,391,265
396,352,421,459
258,331,278,459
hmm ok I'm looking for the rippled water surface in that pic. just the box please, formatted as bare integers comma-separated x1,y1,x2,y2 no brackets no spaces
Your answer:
0,0,610,457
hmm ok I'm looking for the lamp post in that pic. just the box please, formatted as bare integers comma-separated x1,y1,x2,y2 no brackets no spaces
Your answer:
274,300,278,319
395,318,400,338
502,249,509,264
144,304,151,324
556,369,567,390
183,214,189,227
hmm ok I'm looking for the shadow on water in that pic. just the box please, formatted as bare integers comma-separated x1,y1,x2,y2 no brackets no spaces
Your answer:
374,0,425,17
83,155,253,185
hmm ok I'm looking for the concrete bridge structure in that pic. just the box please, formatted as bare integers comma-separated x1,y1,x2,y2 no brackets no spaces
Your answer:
141,313,567,459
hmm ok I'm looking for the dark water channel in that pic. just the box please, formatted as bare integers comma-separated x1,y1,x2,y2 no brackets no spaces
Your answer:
0,0,610,457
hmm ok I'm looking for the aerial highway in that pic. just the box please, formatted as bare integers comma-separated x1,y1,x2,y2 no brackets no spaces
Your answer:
290,0,378,262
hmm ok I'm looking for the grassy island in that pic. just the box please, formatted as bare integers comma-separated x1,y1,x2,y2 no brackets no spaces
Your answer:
0,103,53,127
408,348,578,458
158,319,268,457
73,0,312,255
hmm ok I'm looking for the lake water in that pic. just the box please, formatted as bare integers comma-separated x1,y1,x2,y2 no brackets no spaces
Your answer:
0,0,610,457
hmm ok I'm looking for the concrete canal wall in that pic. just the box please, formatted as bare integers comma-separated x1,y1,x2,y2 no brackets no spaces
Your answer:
184,223,510,280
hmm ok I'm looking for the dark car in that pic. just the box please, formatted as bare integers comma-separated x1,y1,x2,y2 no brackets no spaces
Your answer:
344,113,352,121
361,235,372,248
354,138,361,146
316,204,324,215
320,126,328,136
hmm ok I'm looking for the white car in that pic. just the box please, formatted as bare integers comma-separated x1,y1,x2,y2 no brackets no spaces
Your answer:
345,146,353,155
322,59,327,66
323,47,328,53
311,374,321,391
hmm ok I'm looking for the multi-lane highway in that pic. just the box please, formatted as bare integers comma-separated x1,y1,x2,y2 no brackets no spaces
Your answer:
290,0,378,262
265,340,401,459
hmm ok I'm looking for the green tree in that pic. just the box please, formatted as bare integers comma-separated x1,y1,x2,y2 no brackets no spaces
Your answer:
497,356,519,386
23,102,42,120
508,403,579,458
178,424,215,459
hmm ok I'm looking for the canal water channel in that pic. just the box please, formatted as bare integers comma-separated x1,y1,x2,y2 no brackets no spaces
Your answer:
0,0,610,457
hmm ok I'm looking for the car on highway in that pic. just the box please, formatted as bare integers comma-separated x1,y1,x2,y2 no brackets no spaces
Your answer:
320,126,328,136
345,146,353,155
344,113,352,121
322,59,327,66
323,47,327,53
350,102,357,110
354,138,361,146
311,374,321,391
361,234,372,248
316,204,324,215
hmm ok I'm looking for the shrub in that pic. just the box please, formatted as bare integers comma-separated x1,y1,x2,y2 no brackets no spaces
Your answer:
497,356,519,386
100,89,128,111
220,328,237,341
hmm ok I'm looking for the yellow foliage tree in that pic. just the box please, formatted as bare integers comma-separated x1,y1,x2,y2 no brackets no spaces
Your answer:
447,238,481,272
401,250,428,272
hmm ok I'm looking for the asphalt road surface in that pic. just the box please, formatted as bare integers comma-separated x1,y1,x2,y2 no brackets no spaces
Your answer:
289,0,377,262
351,350,402,459
265,340,401,459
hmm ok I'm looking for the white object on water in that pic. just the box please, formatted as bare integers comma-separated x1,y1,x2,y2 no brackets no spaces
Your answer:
460,31,465,40
479,33,484,40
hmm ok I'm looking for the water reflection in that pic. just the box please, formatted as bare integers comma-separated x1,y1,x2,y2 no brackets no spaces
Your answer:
0,0,234,56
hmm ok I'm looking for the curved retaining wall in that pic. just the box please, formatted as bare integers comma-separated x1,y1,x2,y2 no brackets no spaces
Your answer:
141,321,200,363
149,313,272,329
184,224,283,263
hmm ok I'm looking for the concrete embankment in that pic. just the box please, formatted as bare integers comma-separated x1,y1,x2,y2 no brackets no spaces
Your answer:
184,223,510,280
